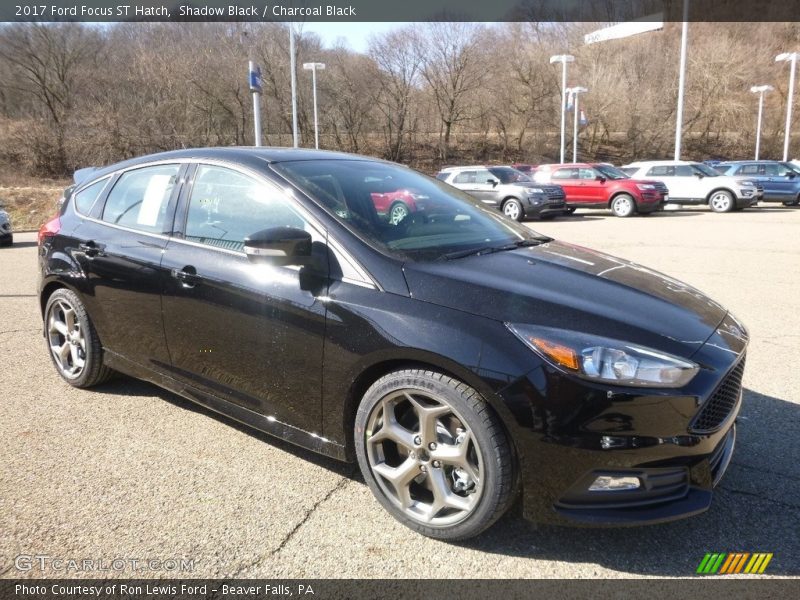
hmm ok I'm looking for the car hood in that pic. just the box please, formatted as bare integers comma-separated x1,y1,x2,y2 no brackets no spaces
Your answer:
402,240,728,359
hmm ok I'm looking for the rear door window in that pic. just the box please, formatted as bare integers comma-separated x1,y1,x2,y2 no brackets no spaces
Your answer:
646,166,675,176
452,171,476,184
551,168,579,180
102,164,180,233
72,178,109,215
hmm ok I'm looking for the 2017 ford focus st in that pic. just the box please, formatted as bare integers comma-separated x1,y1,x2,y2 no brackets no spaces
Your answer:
38,148,746,540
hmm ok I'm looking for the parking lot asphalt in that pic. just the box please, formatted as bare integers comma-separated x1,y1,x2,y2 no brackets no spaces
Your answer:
1,206,798,579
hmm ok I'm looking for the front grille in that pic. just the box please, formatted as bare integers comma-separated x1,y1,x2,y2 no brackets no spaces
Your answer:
544,186,566,201
690,357,745,434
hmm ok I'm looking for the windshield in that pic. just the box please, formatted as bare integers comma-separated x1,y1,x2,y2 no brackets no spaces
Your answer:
594,164,630,180
488,167,531,184
781,162,800,175
272,160,546,261
691,163,720,177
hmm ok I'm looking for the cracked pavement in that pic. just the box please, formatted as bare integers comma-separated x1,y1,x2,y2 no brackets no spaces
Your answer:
1,205,798,579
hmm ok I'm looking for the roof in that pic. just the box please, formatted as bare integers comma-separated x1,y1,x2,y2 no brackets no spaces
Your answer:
537,163,603,168
77,146,381,182
623,160,694,166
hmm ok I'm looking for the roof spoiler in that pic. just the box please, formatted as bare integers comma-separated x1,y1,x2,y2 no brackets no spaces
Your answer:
73,167,98,186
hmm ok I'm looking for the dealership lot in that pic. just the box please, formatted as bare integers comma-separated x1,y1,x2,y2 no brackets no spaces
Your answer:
1,206,798,578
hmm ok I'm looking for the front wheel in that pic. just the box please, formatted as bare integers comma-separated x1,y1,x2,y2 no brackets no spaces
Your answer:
564,207,577,215
783,194,800,207
389,202,410,225
610,194,636,218
502,198,524,221
709,190,735,213
355,369,516,540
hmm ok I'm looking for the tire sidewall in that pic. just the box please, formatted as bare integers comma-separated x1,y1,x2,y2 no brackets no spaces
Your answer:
611,194,635,217
502,198,523,221
354,370,512,540
709,191,734,212
44,289,98,387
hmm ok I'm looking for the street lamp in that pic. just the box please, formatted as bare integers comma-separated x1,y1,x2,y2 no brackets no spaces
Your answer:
750,85,774,160
550,54,575,163
303,62,326,149
567,86,588,163
776,52,799,161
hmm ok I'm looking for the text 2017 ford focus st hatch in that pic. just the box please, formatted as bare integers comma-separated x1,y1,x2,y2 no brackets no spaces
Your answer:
37,148,747,540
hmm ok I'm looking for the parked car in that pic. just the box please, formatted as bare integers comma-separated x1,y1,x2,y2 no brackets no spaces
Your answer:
533,162,668,217
622,160,761,212
436,165,566,221
714,161,800,206
369,187,434,225
0,203,12,246
39,148,746,540
510,163,537,174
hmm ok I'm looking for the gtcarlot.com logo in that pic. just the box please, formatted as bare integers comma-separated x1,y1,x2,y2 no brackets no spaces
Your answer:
696,552,773,575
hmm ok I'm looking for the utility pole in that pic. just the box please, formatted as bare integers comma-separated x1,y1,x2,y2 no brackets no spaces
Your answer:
568,87,588,163
750,85,773,160
674,0,690,160
776,52,799,161
248,61,262,147
303,62,326,149
289,24,299,148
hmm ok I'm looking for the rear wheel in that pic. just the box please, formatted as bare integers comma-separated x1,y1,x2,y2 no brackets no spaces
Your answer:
610,194,635,218
564,207,577,215
709,190,735,213
44,288,113,388
783,194,800,207
355,369,516,540
502,198,524,221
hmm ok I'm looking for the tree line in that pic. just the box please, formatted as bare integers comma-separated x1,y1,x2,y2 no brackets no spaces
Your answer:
0,21,798,177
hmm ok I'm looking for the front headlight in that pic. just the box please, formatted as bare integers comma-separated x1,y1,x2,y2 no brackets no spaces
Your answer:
506,323,699,388
738,180,755,187
527,188,545,194
636,183,655,190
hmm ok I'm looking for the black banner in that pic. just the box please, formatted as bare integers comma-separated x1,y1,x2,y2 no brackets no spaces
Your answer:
1,579,796,600
3,0,800,23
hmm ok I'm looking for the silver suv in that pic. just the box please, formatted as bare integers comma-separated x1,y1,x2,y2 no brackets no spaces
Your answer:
0,203,12,246
436,166,566,221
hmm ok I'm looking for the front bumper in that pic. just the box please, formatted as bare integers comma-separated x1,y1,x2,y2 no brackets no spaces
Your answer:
736,187,761,207
496,317,746,527
524,194,566,218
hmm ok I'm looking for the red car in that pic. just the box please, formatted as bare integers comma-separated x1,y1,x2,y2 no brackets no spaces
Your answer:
370,188,434,224
534,163,668,217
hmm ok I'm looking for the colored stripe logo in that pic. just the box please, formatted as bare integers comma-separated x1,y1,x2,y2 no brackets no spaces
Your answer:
697,553,773,574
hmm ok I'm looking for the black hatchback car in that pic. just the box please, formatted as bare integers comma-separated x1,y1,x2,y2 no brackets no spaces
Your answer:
38,148,747,540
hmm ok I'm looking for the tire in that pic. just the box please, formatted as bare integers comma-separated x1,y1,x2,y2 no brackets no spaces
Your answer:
44,288,113,388
0,235,12,247
388,202,410,225
502,198,524,221
708,190,735,213
610,193,635,218
783,194,800,207
354,369,516,541
564,207,577,215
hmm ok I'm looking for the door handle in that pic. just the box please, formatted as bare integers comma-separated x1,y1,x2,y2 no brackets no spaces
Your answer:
171,266,201,288
78,241,104,257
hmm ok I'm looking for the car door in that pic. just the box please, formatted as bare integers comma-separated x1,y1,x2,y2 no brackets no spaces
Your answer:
578,167,606,205
549,167,584,204
644,165,688,202
760,162,796,200
159,163,327,433
71,162,185,368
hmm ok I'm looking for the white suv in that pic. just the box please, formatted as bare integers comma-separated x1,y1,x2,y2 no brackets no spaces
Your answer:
621,160,761,212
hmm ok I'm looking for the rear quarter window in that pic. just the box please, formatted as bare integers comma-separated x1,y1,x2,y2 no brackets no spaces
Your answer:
72,178,109,215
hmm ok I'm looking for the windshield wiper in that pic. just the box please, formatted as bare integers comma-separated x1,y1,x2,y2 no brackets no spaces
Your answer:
441,237,550,261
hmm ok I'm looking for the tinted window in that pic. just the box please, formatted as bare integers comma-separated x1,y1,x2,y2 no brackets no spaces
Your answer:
475,169,495,183
73,178,108,215
551,168,578,179
273,159,541,261
595,165,629,180
488,167,530,183
736,164,761,175
646,166,675,176
675,165,694,177
579,168,598,180
185,165,306,252
452,171,476,184
102,164,180,232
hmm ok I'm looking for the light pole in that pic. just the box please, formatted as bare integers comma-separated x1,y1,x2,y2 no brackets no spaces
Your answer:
750,85,773,160
303,62,326,149
567,86,588,163
289,24,299,148
248,61,263,147
674,0,690,160
550,54,575,163
776,52,799,161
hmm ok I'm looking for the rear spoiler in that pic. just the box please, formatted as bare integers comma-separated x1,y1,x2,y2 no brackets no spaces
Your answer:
73,167,98,186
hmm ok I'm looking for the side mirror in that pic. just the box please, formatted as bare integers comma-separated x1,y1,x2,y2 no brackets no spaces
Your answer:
695,173,704,178
788,172,796,178
487,178,499,187
244,227,312,266
596,175,607,183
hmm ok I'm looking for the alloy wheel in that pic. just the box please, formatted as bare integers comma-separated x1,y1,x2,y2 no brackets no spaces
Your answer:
503,201,521,220
389,203,409,225
364,389,484,527
47,298,86,379
710,192,733,212
612,195,634,217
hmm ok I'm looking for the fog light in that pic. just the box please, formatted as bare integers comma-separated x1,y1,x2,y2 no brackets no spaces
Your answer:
588,475,641,492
